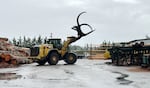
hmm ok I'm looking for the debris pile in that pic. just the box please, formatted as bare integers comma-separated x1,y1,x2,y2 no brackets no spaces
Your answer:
0,37,31,68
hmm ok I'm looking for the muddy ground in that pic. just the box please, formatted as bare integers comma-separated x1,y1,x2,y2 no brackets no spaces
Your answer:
0,59,150,88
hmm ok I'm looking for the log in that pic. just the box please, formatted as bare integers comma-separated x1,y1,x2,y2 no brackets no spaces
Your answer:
0,37,30,68
0,53,5,59
0,37,8,41
4,54,11,62
0,62,9,68
10,59,17,65
0,53,11,62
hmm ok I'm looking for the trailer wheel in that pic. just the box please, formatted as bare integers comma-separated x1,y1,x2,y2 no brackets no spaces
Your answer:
47,52,59,65
64,53,77,64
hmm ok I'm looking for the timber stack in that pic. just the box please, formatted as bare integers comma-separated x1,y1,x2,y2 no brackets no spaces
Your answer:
0,37,31,68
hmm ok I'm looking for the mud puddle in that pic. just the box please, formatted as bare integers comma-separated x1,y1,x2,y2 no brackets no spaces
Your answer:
48,78,68,80
0,73,22,80
94,63,105,65
105,62,112,65
112,71,133,85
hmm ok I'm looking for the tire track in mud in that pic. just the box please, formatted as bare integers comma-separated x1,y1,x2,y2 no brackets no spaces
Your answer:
64,69,74,75
63,68,88,88
94,61,134,85
112,71,133,85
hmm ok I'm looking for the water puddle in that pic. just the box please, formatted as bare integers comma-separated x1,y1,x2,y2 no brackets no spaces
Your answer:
94,63,105,65
65,71,74,75
0,73,22,80
112,71,133,85
105,62,112,65
48,78,68,80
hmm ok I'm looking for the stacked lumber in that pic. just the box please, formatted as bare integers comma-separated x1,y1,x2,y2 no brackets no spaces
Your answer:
87,50,107,60
88,53,106,60
0,37,31,68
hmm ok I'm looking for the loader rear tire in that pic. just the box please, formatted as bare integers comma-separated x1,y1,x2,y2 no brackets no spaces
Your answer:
64,53,77,64
47,52,59,65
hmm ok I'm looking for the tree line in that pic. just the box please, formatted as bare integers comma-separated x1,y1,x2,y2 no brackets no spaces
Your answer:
11,36,84,51
11,36,119,51
12,35,48,48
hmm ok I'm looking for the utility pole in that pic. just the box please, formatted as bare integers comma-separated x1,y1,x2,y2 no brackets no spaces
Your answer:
50,33,53,39
90,43,92,57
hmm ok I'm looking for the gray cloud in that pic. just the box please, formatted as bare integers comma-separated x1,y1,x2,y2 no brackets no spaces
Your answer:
0,0,150,46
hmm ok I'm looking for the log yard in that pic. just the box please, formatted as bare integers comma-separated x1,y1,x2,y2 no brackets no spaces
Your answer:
0,0,150,88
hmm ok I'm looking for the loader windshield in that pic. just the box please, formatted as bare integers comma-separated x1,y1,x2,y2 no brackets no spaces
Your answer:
47,39,62,49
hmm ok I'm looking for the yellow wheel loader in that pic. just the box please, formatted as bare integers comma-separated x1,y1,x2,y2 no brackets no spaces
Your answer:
29,12,95,65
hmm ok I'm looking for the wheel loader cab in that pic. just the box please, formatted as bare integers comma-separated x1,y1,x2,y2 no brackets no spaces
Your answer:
47,38,62,50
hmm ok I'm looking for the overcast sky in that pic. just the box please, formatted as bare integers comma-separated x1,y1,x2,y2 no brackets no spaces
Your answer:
0,0,150,46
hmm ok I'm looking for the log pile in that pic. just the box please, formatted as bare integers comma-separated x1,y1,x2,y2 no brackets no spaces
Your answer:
0,37,31,68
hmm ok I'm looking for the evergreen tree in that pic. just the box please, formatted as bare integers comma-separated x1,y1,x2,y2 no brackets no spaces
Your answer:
37,35,42,45
18,36,22,47
11,35,49,47
26,37,31,48
44,37,47,44
23,36,27,47
32,37,37,46
12,38,17,46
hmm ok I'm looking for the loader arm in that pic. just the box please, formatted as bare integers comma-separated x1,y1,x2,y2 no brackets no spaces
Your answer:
60,36,81,56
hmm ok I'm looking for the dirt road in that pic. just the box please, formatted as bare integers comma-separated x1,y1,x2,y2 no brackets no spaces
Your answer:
0,59,150,88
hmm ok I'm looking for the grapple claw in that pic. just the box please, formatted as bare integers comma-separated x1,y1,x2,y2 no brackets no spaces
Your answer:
72,12,95,38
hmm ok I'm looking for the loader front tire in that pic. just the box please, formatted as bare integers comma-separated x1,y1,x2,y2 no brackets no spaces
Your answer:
47,52,59,65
